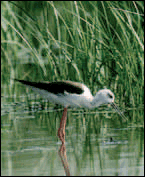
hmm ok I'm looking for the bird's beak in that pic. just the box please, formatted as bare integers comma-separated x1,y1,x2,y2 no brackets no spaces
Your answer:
111,102,127,121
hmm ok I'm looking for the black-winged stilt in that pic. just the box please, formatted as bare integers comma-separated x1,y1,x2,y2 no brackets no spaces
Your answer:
15,79,126,144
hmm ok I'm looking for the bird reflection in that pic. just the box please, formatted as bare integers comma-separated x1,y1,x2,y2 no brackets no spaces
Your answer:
58,143,71,176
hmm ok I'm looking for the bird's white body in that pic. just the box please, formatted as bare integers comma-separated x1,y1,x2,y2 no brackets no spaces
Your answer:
22,81,114,109
15,79,126,120
30,84,93,108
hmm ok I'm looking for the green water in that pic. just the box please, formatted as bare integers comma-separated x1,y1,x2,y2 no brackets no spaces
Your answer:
1,96,144,176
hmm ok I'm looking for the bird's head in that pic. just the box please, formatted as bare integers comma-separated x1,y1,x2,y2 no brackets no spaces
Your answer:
92,89,127,120
95,89,115,105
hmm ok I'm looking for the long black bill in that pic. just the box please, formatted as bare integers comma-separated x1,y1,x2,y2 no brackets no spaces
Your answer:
111,102,127,121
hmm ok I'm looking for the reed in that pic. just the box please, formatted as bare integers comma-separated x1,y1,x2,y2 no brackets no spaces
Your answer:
1,1,144,107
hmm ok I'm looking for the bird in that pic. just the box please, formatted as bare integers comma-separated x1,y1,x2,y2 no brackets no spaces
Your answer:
15,79,127,144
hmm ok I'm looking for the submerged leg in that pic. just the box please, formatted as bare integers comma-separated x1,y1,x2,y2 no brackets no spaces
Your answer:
58,107,67,144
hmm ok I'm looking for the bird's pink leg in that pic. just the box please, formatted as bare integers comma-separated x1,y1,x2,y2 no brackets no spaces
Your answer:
58,108,67,144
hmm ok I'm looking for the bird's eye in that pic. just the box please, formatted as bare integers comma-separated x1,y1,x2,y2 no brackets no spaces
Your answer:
108,93,113,99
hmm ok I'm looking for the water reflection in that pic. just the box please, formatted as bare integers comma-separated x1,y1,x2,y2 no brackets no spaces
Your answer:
58,144,70,176
1,100,144,176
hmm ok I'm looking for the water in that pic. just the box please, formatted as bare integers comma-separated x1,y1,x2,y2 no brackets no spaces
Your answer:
1,96,144,176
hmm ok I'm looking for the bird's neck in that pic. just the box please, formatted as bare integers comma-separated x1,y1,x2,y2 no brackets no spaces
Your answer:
90,94,103,108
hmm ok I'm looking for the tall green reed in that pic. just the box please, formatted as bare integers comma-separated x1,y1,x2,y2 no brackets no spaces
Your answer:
1,1,144,107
